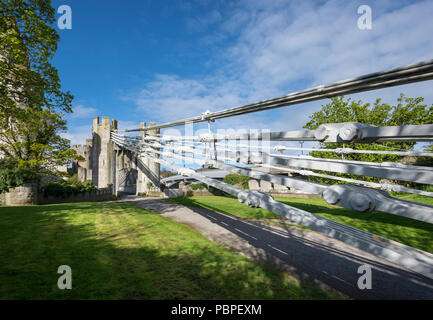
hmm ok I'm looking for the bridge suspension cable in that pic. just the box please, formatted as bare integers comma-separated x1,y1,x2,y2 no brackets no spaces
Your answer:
124,59,433,132
109,58,433,280
111,130,433,280
111,131,433,218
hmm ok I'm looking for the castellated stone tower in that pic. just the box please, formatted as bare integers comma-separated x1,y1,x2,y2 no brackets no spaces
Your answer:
92,116,117,188
72,116,117,189
136,122,161,194
72,139,93,181
71,116,160,195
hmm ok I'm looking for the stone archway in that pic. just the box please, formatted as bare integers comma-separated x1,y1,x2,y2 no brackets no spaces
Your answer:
117,167,138,194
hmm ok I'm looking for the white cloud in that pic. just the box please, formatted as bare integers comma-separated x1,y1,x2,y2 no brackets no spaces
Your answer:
61,125,92,146
125,0,433,134
69,104,98,119
129,74,259,123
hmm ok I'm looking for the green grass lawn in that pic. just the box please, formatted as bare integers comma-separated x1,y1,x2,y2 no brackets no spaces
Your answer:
167,195,433,254
0,201,334,299
167,196,281,219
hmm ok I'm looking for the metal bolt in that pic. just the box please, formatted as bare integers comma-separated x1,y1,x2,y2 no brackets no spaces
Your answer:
339,123,360,141
314,125,329,141
237,192,248,204
323,188,341,205
349,193,375,212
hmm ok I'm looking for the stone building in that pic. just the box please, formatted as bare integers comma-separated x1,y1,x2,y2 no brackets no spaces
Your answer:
247,166,311,194
72,139,93,181
71,117,160,196
71,116,117,188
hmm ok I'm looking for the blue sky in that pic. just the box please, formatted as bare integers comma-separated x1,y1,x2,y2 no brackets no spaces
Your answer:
51,0,433,147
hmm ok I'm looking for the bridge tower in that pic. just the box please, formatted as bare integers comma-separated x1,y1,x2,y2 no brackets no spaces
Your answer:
88,116,160,195
136,122,161,195
92,116,117,189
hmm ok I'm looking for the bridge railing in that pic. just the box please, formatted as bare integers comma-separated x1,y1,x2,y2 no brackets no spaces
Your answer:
110,59,433,280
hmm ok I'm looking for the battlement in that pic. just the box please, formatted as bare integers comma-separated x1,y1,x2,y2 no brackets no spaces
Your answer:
71,116,159,194
93,116,117,130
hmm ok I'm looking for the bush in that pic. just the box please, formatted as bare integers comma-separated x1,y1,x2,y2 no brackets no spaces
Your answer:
0,158,36,193
161,170,177,178
223,174,250,189
189,183,205,190
41,177,96,198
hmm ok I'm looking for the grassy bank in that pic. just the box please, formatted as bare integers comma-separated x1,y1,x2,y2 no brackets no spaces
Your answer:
0,202,332,299
166,196,281,219
166,195,433,253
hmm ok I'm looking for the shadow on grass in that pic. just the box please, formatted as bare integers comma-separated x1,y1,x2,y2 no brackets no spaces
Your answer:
0,202,329,300
167,196,280,219
167,196,433,254
275,198,433,253
277,198,432,229
160,200,433,300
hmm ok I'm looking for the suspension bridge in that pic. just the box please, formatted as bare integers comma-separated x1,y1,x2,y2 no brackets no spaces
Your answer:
73,59,433,285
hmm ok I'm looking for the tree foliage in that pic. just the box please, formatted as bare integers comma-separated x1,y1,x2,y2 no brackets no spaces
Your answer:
303,95,433,184
189,183,205,190
41,174,96,198
223,174,250,189
0,157,35,192
0,0,78,184
160,169,177,179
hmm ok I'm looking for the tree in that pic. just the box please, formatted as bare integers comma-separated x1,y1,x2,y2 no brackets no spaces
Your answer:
160,169,177,179
303,94,433,184
0,0,78,188
415,143,433,168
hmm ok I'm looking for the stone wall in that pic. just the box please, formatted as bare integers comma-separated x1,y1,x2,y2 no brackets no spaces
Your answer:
174,182,229,197
248,178,290,193
0,185,115,206
38,187,116,205
2,183,38,206
164,187,214,198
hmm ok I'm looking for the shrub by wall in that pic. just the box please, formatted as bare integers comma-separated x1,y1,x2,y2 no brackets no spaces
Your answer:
223,174,250,189
189,183,206,190
0,159,36,194
41,179,95,198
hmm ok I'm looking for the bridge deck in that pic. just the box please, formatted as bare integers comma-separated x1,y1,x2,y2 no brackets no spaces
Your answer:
124,197,433,299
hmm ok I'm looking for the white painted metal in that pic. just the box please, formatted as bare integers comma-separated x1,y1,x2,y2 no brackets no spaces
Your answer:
111,133,433,280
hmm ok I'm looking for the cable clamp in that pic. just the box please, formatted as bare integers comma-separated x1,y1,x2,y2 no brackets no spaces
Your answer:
200,133,216,142
274,145,286,152
178,168,195,176
201,110,213,120
383,184,403,192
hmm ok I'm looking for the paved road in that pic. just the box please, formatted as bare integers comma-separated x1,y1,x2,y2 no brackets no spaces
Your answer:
126,197,433,299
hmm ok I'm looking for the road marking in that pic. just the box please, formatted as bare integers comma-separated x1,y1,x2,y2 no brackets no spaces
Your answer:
267,244,288,255
214,211,292,239
264,228,291,239
234,228,258,240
